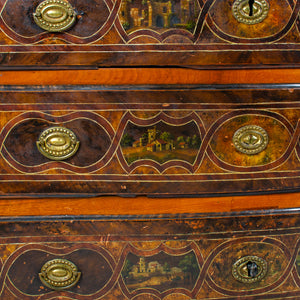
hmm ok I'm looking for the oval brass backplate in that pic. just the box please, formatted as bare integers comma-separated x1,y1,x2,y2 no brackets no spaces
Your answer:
33,0,77,32
233,125,268,155
36,127,80,160
39,258,81,290
232,255,267,283
232,0,269,25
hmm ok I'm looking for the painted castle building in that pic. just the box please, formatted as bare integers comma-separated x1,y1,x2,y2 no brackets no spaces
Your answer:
119,0,198,31
130,257,183,279
132,127,174,152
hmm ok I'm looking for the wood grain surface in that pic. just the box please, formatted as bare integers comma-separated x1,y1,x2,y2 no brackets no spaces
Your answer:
0,192,299,216
0,68,300,214
1,68,300,85
0,0,299,68
1,86,300,197
1,210,300,299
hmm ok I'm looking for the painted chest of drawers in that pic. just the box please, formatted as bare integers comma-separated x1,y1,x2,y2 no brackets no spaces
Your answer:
1,0,300,299
0,0,298,68
0,84,300,197
1,210,300,299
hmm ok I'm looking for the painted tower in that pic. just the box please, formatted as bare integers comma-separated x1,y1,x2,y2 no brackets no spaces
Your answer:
148,126,157,143
139,257,147,273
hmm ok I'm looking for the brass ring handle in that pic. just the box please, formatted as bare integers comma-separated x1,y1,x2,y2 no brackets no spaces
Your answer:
36,127,80,160
33,0,77,32
39,259,81,290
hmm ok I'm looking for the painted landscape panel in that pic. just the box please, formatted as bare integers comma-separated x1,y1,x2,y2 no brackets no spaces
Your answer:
122,251,200,292
118,0,200,32
120,121,202,165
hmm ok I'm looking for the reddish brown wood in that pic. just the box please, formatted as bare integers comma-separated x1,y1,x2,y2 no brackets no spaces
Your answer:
0,0,299,67
0,2,300,298
1,210,300,299
0,192,299,216
0,85,299,197
1,68,300,85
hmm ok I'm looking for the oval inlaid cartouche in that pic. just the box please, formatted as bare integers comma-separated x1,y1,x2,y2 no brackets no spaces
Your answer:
232,0,269,25
232,255,267,283
36,127,80,160
33,0,77,32
233,125,268,155
39,259,81,290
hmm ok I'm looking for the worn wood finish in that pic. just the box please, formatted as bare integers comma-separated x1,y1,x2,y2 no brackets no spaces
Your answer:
1,84,300,197
0,192,299,216
0,0,299,67
1,1,300,299
1,210,300,299
0,85,300,196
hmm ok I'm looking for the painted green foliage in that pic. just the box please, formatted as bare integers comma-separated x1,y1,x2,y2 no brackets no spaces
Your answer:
121,251,200,292
121,121,201,164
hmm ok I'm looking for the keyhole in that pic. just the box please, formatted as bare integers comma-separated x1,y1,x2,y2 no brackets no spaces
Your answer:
247,261,259,278
248,0,255,16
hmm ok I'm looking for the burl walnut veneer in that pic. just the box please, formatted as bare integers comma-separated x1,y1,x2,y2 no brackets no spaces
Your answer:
0,84,300,197
0,0,298,68
0,0,300,299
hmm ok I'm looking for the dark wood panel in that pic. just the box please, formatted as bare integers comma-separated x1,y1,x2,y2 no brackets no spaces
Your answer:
0,84,299,197
0,0,299,67
1,210,300,299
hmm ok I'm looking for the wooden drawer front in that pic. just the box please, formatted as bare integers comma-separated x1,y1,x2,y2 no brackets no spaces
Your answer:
1,210,300,299
1,84,300,197
0,0,299,67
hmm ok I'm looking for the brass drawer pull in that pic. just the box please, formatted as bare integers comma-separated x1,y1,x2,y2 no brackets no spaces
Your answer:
36,127,80,160
233,125,268,155
232,255,267,283
33,0,77,32
232,0,269,25
39,258,81,290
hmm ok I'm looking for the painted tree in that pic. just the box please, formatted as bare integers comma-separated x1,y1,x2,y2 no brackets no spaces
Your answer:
178,253,200,283
163,262,171,273
160,131,173,142
121,133,134,147
177,136,185,143
186,136,192,147
122,259,133,280
191,134,201,148
163,261,171,279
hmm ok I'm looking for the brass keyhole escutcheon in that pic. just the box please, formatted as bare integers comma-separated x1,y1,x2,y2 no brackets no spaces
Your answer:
232,256,267,283
232,0,269,24
33,0,77,32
